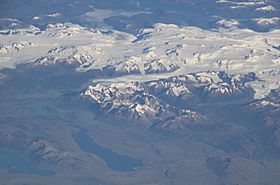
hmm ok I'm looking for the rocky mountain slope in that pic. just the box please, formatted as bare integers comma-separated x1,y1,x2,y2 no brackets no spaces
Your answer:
82,71,257,130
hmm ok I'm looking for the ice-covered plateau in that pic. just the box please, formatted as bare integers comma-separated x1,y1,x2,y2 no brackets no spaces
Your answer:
0,23,279,99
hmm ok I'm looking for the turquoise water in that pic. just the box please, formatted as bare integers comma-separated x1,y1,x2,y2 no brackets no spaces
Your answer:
73,128,143,172
0,151,55,176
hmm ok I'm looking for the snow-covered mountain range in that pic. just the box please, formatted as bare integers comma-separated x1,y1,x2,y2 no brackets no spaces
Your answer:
81,71,256,130
1,1,280,184
1,22,279,99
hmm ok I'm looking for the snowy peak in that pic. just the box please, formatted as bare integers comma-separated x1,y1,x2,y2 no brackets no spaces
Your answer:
82,80,205,130
81,71,256,130
146,71,256,102
0,41,34,54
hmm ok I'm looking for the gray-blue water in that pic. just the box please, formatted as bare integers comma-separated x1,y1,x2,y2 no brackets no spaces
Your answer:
73,128,143,172
0,151,55,176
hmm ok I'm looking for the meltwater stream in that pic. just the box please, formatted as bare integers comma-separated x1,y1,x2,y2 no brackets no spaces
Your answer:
73,128,143,172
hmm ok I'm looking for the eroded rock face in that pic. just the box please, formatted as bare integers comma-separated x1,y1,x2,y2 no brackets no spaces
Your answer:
247,88,280,126
0,124,82,170
243,88,280,149
207,156,231,176
27,139,82,169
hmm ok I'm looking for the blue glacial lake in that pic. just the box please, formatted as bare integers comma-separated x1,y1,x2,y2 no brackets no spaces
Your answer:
73,128,143,172
0,151,55,176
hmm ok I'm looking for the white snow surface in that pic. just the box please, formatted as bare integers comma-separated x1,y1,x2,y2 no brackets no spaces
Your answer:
0,23,279,99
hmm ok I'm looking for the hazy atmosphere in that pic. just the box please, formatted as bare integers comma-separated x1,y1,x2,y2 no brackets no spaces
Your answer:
0,1,280,185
